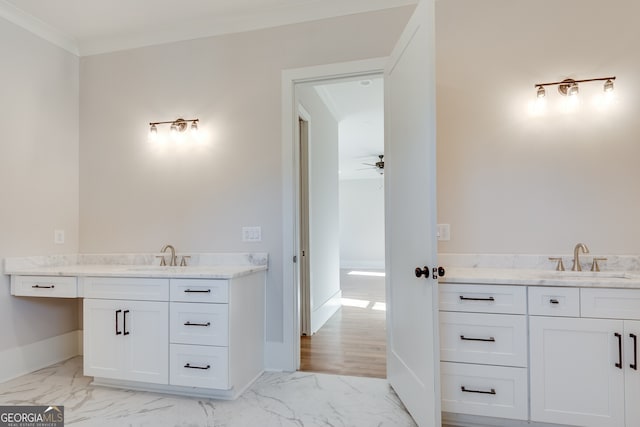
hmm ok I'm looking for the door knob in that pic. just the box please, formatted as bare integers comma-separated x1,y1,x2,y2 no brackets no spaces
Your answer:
415,266,430,278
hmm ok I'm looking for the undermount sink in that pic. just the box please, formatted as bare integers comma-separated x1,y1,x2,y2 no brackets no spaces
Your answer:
539,271,632,279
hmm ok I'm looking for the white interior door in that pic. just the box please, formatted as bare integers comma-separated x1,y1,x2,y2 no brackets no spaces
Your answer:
384,0,440,426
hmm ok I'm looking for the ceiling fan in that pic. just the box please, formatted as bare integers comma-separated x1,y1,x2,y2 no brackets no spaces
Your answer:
360,154,384,174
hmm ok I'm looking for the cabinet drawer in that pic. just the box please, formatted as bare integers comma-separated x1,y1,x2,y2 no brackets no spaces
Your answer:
439,284,526,314
83,277,169,301
11,276,77,298
581,288,640,320
170,279,228,303
529,287,579,317
440,312,527,367
441,362,528,420
170,344,229,389
170,302,229,346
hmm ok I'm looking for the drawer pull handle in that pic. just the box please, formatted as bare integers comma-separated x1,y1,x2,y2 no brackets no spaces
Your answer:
631,333,638,371
459,296,495,302
32,285,55,289
549,299,559,304
184,321,211,327
184,289,211,293
115,310,122,335
461,386,496,395
615,332,623,369
123,310,130,336
184,363,211,370
460,335,495,342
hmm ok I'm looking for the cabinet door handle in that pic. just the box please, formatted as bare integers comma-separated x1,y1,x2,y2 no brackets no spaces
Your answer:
460,335,495,342
615,332,623,369
549,299,559,304
184,363,211,370
631,333,638,371
115,310,122,335
184,321,211,327
123,310,130,336
461,386,496,395
184,289,211,293
32,284,55,289
459,296,495,302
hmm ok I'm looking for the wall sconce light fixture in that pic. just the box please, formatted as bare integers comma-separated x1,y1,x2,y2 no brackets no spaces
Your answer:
149,118,199,139
534,76,616,98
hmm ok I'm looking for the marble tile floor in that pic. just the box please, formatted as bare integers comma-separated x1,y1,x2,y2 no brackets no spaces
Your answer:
0,357,417,427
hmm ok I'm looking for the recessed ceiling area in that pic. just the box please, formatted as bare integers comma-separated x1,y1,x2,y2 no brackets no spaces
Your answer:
314,76,384,180
0,0,417,55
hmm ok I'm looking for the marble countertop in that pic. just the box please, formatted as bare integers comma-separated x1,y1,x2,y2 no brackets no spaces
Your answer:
441,267,640,289
3,252,268,279
4,264,267,279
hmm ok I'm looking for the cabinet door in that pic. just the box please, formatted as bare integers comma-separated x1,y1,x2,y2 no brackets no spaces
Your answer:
84,299,126,379
124,300,169,384
84,299,168,384
530,317,624,427
625,320,640,427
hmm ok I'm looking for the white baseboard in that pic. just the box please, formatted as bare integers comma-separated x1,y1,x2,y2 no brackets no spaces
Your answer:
311,289,342,334
0,330,82,383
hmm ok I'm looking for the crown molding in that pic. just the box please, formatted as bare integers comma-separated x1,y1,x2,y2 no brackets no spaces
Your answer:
0,0,78,55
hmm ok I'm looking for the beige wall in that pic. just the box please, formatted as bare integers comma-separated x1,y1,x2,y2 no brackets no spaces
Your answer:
0,18,80,351
79,7,414,349
436,0,640,255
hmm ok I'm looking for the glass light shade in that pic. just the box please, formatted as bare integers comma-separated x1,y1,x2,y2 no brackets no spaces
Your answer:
536,86,546,98
568,83,579,96
190,120,199,134
149,124,158,140
604,79,614,92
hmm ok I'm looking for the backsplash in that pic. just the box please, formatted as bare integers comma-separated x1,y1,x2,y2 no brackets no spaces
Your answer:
439,253,640,271
3,252,268,274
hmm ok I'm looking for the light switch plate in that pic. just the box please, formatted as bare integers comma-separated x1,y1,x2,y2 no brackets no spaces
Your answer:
54,229,65,244
242,226,262,242
437,224,450,241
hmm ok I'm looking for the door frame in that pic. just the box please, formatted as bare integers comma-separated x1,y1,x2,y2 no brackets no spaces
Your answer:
278,57,388,371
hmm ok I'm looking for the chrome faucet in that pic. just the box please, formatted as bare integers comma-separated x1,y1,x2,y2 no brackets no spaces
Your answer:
572,243,589,271
160,244,178,266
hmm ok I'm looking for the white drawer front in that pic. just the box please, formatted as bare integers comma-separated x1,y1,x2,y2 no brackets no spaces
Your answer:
529,287,579,317
441,362,528,420
82,277,169,301
11,276,78,298
170,279,228,303
439,284,526,314
440,312,527,367
170,344,229,389
581,288,640,320
170,302,229,346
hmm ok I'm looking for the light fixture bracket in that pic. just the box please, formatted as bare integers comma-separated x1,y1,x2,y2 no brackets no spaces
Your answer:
172,118,188,132
557,79,576,96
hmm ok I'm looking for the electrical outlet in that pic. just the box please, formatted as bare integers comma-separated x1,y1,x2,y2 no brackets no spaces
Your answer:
437,224,450,241
242,226,262,242
54,229,65,244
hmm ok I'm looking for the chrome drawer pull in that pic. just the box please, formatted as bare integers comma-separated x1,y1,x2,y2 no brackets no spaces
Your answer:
184,289,211,293
459,296,495,302
460,335,495,342
32,284,55,289
184,363,211,370
184,321,211,327
461,386,496,395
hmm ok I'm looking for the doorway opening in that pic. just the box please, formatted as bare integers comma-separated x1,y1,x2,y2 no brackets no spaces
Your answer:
295,74,386,379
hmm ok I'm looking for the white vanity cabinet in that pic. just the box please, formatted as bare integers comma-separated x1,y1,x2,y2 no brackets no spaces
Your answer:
529,287,640,427
439,284,529,421
83,277,169,385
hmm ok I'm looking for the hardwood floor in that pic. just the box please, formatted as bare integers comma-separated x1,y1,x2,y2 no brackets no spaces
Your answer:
300,269,387,378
